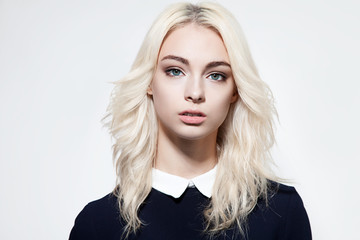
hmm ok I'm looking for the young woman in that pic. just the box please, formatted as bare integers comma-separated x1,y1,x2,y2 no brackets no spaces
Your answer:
69,2,311,240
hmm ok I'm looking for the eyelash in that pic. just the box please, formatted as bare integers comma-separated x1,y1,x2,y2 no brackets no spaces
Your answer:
207,73,227,81
165,68,227,81
165,68,184,77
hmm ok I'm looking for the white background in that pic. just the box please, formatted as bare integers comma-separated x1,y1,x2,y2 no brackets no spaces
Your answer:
1,0,359,239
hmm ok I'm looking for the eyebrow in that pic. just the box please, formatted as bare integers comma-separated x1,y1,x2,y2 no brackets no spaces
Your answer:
161,54,231,69
205,61,231,69
161,55,189,65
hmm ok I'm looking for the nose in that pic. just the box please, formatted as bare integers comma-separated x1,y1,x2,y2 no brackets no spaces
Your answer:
184,76,205,103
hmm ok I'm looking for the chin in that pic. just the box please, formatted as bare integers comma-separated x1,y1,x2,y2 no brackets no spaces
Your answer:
178,134,206,141
175,127,218,141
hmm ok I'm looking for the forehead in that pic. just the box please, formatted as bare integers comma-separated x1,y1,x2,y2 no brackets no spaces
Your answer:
158,23,230,63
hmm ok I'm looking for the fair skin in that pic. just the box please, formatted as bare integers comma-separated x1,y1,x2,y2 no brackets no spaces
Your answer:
148,23,238,179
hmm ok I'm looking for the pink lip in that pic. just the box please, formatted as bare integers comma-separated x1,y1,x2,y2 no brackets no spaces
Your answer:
179,110,207,125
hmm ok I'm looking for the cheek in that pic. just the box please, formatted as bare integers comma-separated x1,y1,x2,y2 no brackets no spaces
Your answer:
208,89,235,122
217,99,232,119
151,80,177,118
152,79,172,100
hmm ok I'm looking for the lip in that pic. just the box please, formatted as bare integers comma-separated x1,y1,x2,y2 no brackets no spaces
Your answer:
179,110,207,125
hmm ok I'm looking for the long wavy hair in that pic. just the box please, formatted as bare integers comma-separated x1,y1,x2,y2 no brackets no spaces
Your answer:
104,1,278,238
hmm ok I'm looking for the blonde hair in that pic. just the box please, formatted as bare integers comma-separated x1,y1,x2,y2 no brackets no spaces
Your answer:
104,1,278,238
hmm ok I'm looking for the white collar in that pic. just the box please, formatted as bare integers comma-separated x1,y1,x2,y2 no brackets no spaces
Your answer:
151,166,217,199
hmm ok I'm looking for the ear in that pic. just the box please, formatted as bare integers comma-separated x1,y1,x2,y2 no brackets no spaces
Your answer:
147,85,153,95
230,90,238,103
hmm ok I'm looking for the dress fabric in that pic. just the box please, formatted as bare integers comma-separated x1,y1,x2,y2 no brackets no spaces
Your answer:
69,183,312,240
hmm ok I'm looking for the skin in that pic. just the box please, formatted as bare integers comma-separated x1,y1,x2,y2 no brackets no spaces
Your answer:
148,23,238,179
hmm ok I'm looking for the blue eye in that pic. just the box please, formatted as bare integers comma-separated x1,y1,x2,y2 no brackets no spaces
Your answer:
166,69,183,76
208,73,225,81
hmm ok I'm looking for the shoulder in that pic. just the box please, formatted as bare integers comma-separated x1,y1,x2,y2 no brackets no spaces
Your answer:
267,182,307,213
257,181,312,239
75,193,119,224
83,193,119,217
268,182,301,203
69,193,123,240
263,182,308,218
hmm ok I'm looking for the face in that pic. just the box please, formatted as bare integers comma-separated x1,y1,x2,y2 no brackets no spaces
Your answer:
149,23,238,141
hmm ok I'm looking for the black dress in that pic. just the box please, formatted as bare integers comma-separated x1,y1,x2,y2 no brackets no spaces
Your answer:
69,183,312,240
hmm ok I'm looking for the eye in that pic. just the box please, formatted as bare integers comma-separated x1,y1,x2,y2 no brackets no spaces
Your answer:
208,73,226,81
166,68,184,77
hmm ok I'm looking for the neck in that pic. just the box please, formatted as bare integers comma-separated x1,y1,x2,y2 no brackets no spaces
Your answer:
154,124,218,179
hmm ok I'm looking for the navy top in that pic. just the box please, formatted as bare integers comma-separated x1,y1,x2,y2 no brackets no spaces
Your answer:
69,184,311,240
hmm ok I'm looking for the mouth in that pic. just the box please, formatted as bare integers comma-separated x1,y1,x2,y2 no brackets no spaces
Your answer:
179,110,206,117
179,110,206,124
180,113,205,117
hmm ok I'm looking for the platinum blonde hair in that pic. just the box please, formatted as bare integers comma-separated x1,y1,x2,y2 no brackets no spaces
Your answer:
105,1,278,237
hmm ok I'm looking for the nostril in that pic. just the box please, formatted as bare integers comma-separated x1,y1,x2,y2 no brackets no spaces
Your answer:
186,95,203,103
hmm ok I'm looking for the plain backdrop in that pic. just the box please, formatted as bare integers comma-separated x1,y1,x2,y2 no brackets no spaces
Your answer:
1,0,359,239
